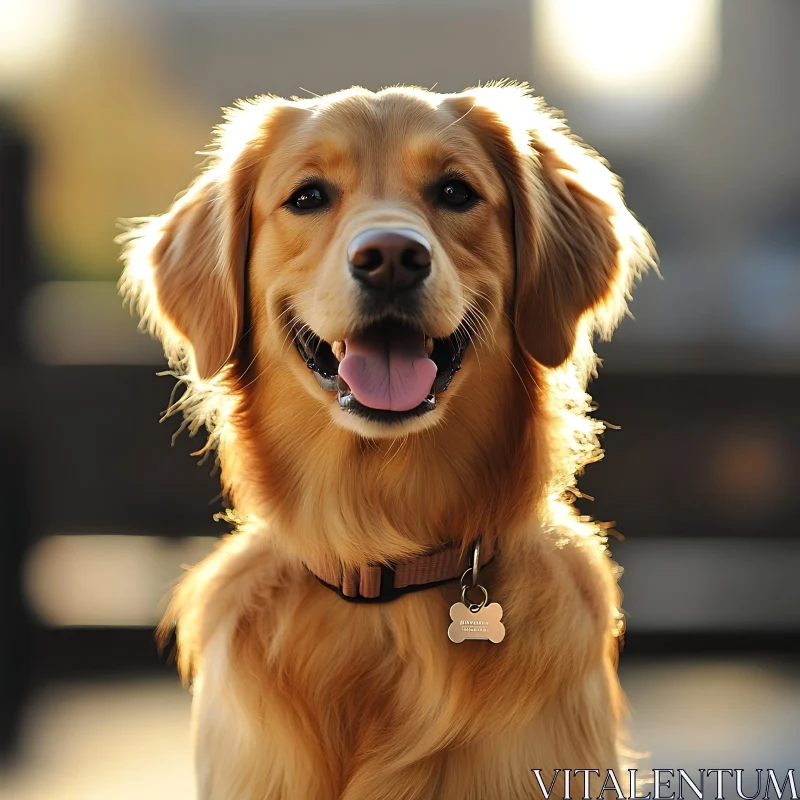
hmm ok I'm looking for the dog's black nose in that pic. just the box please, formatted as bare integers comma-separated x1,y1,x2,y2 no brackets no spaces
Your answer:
348,228,432,294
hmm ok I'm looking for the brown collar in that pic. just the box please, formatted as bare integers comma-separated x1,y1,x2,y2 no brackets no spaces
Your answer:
303,536,497,603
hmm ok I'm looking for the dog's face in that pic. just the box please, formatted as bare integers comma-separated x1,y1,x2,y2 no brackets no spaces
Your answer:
247,90,516,436
122,85,652,441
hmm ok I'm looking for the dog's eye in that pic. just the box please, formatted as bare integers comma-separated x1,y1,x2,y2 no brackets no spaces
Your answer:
286,184,329,212
437,179,477,210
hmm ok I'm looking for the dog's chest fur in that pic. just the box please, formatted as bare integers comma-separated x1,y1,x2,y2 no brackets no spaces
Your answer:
176,527,621,799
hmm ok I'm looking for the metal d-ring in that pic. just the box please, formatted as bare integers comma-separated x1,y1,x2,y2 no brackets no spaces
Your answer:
460,582,488,613
471,538,481,588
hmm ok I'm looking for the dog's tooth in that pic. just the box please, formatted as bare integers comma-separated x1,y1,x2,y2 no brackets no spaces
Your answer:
332,340,346,362
425,336,434,355
337,376,353,409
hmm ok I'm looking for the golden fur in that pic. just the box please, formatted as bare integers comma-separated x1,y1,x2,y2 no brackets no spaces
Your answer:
119,83,655,799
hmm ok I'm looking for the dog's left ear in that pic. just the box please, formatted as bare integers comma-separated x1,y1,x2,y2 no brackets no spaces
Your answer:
451,85,655,368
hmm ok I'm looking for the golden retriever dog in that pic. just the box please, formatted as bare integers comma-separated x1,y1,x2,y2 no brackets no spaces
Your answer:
119,83,654,799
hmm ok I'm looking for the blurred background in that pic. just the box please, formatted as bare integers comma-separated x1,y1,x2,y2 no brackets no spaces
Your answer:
1,0,798,796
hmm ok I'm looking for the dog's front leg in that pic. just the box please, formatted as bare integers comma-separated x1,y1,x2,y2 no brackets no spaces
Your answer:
191,620,340,800
338,657,621,800
435,661,623,800
193,673,341,800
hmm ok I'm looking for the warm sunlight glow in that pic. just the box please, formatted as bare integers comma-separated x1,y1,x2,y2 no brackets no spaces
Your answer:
0,0,79,93
534,0,721,103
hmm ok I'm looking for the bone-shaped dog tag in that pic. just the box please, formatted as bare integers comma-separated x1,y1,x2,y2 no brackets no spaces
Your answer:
448,601,505,644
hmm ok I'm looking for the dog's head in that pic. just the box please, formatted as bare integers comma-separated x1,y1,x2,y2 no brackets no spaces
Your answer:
121,85,652,443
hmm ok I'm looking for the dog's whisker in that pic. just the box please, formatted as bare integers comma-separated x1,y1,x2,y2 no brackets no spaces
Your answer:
263,311,300,354
460,313,483,375
463,283,499,316
237,346,263,384
285,321,311,353
236,325,262,381
472,316,494,354
468,301,494,336
500,349,535,404
465,304,491,347
456,281,500,348
236,363,271,393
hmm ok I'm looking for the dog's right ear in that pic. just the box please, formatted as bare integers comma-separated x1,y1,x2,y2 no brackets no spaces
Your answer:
119,101,275,380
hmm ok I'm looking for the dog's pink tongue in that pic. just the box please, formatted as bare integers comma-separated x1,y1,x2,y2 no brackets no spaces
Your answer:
338,327,437,412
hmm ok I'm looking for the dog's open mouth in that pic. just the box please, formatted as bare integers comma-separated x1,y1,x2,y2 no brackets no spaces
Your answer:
293,318,468,423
